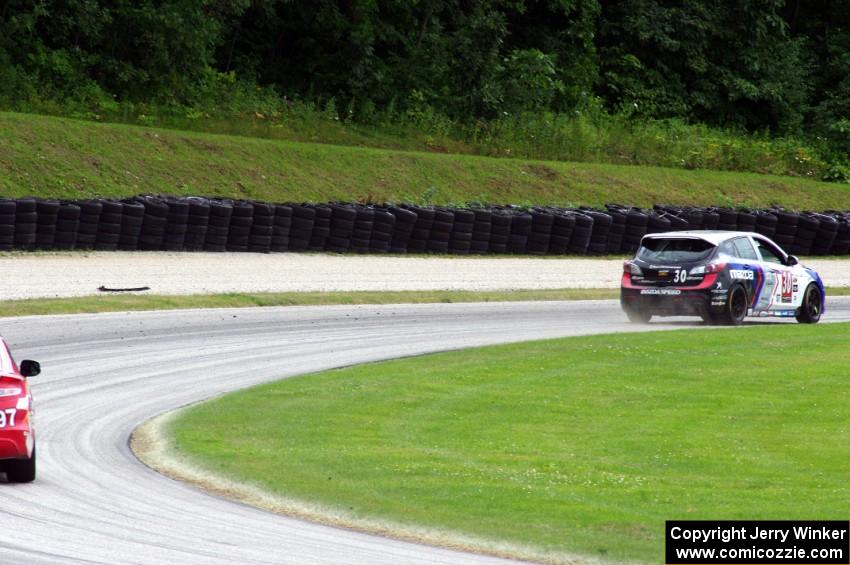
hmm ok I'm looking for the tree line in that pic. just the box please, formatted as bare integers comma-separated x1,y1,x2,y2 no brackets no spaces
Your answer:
0,0,847,162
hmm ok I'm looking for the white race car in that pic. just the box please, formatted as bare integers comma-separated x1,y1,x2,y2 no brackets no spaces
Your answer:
621,230,825,324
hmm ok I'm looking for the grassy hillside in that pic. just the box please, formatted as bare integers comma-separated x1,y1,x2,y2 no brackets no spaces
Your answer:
2,112,850,209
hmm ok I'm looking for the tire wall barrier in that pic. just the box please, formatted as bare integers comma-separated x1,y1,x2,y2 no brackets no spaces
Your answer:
2,196,850,256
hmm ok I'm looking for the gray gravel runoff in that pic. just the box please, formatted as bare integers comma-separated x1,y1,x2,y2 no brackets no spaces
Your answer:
3,252,850,300
2,299,850,564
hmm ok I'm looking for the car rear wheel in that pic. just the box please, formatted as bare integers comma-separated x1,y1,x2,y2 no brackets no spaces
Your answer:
714,284,747,326
796,283,822,324
624,306,652,323
6,446,36,483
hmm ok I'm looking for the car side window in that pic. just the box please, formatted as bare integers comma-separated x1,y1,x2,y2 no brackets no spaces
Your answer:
755,240,784,264
733,237,759,260
719,240,739,257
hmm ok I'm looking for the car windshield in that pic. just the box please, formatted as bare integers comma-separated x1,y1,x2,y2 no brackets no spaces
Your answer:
636,237,715,263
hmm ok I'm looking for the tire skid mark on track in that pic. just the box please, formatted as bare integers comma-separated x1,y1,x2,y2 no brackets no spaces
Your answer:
1,299,849,564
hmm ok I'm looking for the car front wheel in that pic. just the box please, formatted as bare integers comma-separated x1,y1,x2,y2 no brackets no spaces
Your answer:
796,283,822,324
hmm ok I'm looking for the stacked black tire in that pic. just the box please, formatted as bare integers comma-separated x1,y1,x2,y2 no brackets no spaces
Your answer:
35,199,60,248
470,209,492,254
119,200,145,251
96,200,122,251
528,210,554,255
507,209,532,254
76,200,102,249
15,198,37,250
568,212,594,254
428,209,453,254
226,200,254,252
309,205,331,251
183,197,210,251
388,206,416,253
350,206,373,253
547,210,575,254
137,196,169,251
0,199,15,251
55,201,81,249
830,212,850,255
205,200,232,252
448,209,474,254
405,206,432,253
270,204,292,252
327,204,356,253
288,205,314,251
489,210,511,254
773,209,798,250
248,201,274,253
584,210,613,254
370,208,395,253
3,195,850,257
163,197,190,251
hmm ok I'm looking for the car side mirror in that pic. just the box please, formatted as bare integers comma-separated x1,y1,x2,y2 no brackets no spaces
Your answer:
20,360,40,378
786,255,799,266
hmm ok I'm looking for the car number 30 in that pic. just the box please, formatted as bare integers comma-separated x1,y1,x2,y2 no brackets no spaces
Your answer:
673,269,688,283
0,408,17,427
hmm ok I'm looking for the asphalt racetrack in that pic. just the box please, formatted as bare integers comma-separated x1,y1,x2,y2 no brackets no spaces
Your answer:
2,298,850,564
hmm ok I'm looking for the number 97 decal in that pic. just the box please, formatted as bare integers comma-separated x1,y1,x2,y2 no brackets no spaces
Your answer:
0,408,17,428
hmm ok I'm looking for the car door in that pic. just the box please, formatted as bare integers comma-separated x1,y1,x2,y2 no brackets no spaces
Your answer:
721,237,763,309
751,236,795,312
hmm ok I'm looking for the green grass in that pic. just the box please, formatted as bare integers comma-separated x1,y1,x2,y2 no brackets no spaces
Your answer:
25,94,833,180
169,323,850,563
3,286,848,319
0,288,619,318
2,111,850,209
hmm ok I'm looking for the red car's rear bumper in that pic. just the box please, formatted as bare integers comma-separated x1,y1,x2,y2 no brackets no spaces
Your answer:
0,430,31,459
0,403,33,459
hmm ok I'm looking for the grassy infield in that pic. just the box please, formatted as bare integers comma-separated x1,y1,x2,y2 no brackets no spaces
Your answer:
169,323,850,563
5,111,850,563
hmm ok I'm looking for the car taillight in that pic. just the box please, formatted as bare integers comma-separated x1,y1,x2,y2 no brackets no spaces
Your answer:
691,262,725,275
623,261,642,276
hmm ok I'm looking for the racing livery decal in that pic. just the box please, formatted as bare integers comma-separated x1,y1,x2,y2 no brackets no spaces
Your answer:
620,231,825,325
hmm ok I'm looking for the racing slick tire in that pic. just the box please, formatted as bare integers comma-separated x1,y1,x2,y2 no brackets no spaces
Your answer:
5,446,36,483
624,306,652,324
713,284,747,326
795,283,822,324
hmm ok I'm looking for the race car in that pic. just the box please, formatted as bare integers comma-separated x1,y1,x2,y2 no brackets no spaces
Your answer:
621,230,825,325
0,337,39,483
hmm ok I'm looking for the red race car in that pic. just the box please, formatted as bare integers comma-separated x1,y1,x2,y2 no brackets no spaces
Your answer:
0,337,39,483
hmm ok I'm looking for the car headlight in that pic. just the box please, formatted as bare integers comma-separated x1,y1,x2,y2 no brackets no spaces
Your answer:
0,388,21,397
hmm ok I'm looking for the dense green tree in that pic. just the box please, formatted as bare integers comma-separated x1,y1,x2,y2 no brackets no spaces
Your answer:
0,0,846,162
786,0,850,162
217,0,597,117
596,0,810,133
0,0,221,103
